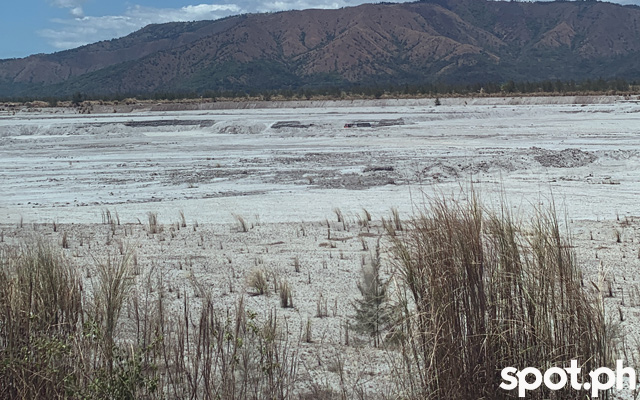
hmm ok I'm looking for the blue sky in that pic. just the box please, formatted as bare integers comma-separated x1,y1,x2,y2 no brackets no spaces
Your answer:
1,0,639,60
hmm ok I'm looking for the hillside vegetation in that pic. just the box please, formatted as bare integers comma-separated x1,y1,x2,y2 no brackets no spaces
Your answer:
2,0,640,97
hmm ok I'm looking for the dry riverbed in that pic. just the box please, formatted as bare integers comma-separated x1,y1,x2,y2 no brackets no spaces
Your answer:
2,95,640,397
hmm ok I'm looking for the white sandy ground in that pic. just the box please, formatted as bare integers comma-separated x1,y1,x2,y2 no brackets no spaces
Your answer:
2,95,640,397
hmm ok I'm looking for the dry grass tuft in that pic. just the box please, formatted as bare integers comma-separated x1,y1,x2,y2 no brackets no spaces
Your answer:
93,250,135,372
247,268,269,296
62,231,69,248
179,210,187,228
233,213,249,232
0,242,82,399
147,212,162,234
390,207,403,231
388,193,613,399
293,255,301,273
280,280,294,308
316,293,328,318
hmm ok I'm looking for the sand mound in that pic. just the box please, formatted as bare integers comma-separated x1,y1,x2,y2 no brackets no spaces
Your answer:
532,147,597,168
214,121,267,134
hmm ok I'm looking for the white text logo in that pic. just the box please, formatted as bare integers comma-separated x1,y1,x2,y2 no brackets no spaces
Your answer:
500,360,636,397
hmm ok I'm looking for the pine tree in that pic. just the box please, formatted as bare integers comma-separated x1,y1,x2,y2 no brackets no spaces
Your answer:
352,242,393,347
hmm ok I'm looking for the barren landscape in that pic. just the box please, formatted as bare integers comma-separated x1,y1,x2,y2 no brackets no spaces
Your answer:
2,95,640,398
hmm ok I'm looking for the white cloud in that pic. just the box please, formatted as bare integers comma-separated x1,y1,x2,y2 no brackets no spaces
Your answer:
39,16,141,49
48,0,86,18
49,0,85,7
127,4,242,23
39,3,244,50
256,0,350,12
69,6,84,17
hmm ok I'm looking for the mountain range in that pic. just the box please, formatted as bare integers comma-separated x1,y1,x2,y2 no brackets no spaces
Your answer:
2,0,640,98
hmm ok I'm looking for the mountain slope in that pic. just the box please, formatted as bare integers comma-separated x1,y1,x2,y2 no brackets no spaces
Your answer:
0,17,245,86
2,0,640,97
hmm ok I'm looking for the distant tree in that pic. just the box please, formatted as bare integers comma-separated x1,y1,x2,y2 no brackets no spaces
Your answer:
501,80,516,93
71,92,85,107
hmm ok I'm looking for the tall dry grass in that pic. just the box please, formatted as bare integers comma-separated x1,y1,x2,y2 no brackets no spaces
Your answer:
0,193,615,399
388,193,613,399
92,251,135,373
0,241,299,399
0,242,82,399
163,296,299,399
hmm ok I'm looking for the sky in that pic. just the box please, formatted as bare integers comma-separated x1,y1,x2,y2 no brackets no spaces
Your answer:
1,0,640,60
